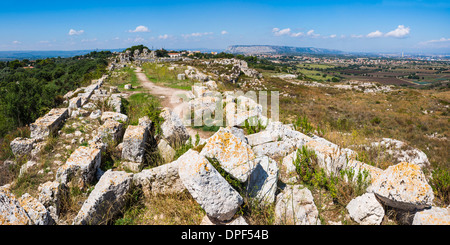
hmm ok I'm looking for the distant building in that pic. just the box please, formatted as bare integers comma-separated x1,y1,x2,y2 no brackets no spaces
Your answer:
168,53,181,58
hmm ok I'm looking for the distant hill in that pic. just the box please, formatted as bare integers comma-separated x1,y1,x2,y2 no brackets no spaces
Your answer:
225,45,344,55
0,49,124,61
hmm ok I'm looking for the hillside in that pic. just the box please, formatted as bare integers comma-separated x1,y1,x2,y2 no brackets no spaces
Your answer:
0,49,448,227
225,45,344,55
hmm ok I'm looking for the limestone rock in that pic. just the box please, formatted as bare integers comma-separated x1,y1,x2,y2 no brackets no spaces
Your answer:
367,162,434,210
274,185,320,225
412,207,450,225
38,181,67,218
304,139,352,175
281,151,299,183
160,108,190,147
19,193,53,225
157,138,176,163
121,125,149,163
73,170,133,225
30,108,69,140
0,187,32,225
89,109,102,119
200,127,256,182
346,193,384,225
246,156,279,205
100,111,128,123
19,160,38,177
178,149,243,221
56,146,101,188
201,215,248,225
10,137,36,158
133,160,185,196
252,139,298,159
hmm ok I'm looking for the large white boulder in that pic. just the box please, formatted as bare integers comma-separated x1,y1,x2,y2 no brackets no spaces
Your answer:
0,187,32,225
200,127,257,182
72,170,133,225
121,125,149,163
19,193,53,225
412,206,450,225
56,146,101,188
367,162,434,210
346,193,385,225
246,156,279,205
178,149,243,221
274,185,320,225
10,137,36,158
133,160,185,196
160,108,190,147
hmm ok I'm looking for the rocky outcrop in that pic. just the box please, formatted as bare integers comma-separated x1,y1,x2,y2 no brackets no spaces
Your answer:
160,108,190,148
56,146,102,189
0,187,32,225
274,184,320,225
30,108,69,141
178,149,243,221
72,170,133,225
133,160,185,196
367,162,434,210
121,125,149,164
346,193,384,225
200,127,256,183
412,206,450,225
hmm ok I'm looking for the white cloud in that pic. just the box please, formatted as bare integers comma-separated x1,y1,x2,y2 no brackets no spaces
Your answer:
39,40,50,43
351,34,364,38
182,32,213,38
68,29,84,36
12,40,21,44
367,30,383,38
329,34,337,38
81,38,97,42
291,32,304,37
272,27,303,37
272,28,291,36
158,34,170,40
419,37,450,47
126,37,145,43
306,29,320,38
385,25,410,38
221,30,228,35
128,25,150,33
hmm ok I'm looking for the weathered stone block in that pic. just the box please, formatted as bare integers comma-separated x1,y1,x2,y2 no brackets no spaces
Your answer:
121,125,149,163
274,184,320,225
30,108,69,140
72,170,133,225
346,193,384,225
56,146,101,188
0,187,32,225
10,137,36,158
133,160,185,196
200,127,256,182
367,162,434,210
178,150,243,221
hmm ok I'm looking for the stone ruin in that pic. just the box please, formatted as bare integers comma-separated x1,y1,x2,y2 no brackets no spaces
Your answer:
1,63,448,226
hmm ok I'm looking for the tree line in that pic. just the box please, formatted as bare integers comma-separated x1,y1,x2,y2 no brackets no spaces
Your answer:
0,51,112,137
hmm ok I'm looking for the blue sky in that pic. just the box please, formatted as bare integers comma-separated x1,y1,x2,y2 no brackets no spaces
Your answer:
1,0,449,54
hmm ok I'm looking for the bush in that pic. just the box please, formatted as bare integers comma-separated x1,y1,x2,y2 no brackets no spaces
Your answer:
430,167,450,205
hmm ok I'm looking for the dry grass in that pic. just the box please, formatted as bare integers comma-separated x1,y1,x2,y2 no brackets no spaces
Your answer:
117,190,205,225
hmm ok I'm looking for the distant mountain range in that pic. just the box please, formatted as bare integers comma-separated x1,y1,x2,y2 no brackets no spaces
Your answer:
225,45,345,55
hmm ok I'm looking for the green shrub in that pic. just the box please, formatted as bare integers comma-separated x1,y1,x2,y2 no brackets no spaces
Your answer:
430,167,450,205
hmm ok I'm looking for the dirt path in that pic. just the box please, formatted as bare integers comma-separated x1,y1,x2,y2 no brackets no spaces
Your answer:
133,67,214,139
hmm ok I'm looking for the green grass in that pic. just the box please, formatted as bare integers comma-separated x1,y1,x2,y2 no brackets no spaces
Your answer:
141,62,194,91
109,67,144,91
122,93,164,134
